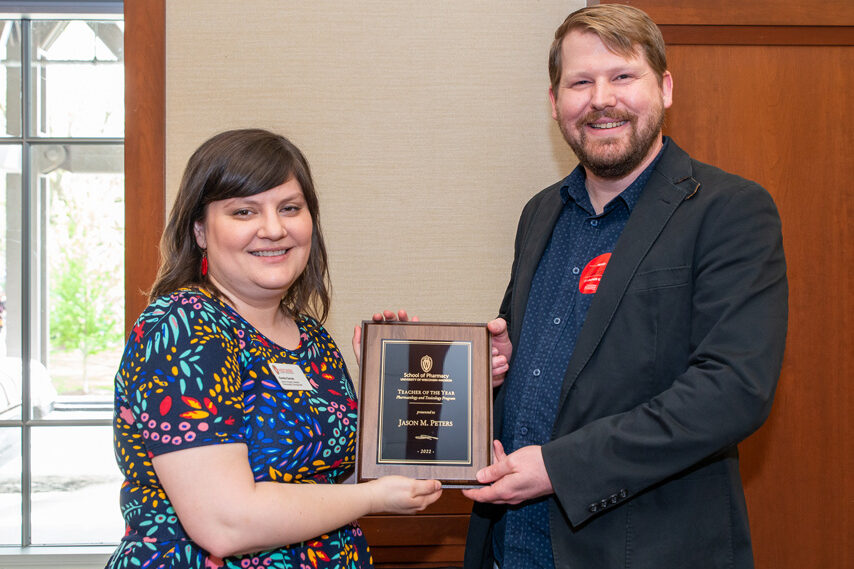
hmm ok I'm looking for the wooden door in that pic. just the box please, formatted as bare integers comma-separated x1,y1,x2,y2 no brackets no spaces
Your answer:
605,2,853,567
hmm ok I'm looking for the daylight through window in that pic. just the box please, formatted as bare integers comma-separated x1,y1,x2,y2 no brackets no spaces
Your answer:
0,11,125,547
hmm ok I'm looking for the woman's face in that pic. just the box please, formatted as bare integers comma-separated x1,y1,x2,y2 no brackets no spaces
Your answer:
193,177,313,308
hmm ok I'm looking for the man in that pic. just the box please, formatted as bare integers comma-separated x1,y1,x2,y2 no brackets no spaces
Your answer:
462,5,787,569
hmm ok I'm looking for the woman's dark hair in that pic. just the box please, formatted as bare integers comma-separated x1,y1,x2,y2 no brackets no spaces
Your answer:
150,128,331,321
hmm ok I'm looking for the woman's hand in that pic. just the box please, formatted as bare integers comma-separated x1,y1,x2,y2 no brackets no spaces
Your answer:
366,476,442,514
352,309,420,366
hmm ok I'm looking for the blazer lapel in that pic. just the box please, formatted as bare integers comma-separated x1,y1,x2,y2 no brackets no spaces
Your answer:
557,142,700,406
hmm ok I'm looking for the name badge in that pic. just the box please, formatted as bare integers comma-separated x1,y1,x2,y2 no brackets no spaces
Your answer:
268,361,314,391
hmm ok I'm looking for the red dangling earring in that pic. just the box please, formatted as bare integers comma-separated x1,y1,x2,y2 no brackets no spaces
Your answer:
201,250,208,276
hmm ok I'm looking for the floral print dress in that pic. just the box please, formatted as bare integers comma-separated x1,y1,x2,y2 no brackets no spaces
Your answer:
106,288,371,569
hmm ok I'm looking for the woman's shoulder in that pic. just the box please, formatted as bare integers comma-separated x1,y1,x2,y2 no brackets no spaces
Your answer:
138,288,219,318
296,314,345,356
133,288,238,342
297,313,329,341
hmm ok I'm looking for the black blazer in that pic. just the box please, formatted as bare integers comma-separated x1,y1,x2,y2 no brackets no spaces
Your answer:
464,140,788,569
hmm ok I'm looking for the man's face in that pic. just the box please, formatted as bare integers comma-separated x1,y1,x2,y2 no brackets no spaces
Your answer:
549,30,673,180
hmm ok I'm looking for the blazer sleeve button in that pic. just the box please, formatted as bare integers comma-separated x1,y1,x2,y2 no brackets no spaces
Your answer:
619,489,628,499
588,504,599,513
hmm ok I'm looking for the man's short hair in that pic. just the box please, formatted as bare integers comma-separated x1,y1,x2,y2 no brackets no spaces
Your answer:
549,4,667,94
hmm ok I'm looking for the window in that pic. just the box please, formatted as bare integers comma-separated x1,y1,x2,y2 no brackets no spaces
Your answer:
0,0,124,557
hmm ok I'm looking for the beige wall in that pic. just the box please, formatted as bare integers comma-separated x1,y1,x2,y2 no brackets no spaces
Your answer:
165,1,583,370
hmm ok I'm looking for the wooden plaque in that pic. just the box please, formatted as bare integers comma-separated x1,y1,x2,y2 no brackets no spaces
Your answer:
357,321,492,487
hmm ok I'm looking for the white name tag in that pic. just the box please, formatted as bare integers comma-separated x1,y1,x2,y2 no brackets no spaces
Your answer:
268,362,314,391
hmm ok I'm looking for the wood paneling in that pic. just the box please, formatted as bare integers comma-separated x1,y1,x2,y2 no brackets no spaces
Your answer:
605,2,852,568
418,489,474,515
621,0,854,26
361,491,472,568
371,545,467,567
660,25,854,46
663,43,852,569
360,513,469,547
124,0,165,329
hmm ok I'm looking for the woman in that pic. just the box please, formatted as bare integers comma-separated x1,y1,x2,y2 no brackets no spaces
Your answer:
107,129,442,569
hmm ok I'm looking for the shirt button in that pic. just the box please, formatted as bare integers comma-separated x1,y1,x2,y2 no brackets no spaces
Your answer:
553,317,561,325
520,426,528,435
532,369,541,377
572,267,580,275
590,219,599,227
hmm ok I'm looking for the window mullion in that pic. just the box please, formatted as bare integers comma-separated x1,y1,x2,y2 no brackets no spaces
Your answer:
19,16,32,548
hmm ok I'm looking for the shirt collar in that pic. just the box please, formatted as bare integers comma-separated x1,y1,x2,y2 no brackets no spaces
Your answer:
560,136,670,213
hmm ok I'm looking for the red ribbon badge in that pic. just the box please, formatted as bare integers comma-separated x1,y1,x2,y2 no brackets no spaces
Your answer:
579,253,611,294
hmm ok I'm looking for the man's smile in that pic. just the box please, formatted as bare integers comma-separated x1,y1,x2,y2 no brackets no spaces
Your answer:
589,120,628,130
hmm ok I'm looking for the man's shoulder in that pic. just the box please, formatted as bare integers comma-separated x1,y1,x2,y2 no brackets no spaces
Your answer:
690,156,755,186
657,139,770,200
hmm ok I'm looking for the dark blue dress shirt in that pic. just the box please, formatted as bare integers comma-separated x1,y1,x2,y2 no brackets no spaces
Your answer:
494,140,667,569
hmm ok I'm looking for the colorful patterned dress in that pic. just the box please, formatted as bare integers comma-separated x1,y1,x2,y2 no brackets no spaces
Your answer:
106,288,371,569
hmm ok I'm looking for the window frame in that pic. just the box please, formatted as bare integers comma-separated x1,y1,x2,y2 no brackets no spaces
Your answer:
0,0,164,565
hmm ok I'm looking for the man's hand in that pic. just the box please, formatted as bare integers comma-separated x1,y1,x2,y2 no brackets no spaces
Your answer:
488,318,512,388
352,310,418,366
462,440,553,504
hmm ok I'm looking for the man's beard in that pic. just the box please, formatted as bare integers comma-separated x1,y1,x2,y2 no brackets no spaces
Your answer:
559,105,665,179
